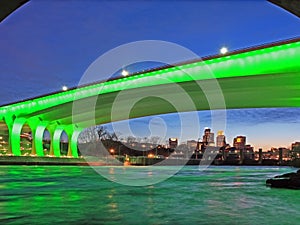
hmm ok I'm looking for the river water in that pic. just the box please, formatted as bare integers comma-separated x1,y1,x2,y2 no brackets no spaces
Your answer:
0,165,299,225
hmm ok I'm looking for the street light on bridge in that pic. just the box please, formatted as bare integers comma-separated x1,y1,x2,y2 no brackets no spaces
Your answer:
62,85,68,91
121,69,129,76
220,47,228,55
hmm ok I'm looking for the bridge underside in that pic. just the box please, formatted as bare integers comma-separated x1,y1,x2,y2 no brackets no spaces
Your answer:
25,71,300,127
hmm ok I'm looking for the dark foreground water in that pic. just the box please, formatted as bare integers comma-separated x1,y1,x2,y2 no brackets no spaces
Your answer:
0,165,299,225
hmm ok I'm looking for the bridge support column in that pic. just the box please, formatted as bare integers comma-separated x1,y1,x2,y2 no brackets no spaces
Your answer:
48,126,64,157
65,126,82,158
33,123,47,156
48,127,54,156
28,119,48,157
4,115,14,155
9,117,27,156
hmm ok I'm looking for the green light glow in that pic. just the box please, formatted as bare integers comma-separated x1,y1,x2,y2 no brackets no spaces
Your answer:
1,39,300,157
52,126,64,157
0,39,300,119
33,122,48,157
11,118,26,156
70,129,81,158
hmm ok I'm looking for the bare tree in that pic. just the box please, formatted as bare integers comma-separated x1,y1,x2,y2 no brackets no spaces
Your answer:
96,126,108,140
136,137,141,143
78,126,98,144
110,132,118,141
127,136,136,143
149,136,161,144
143,137,149,143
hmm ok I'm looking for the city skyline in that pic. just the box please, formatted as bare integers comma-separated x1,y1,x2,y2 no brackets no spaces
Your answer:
1,1,300,150
104,107,300,150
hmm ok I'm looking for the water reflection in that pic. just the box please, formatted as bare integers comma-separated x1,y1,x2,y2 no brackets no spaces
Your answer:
0,166,299,224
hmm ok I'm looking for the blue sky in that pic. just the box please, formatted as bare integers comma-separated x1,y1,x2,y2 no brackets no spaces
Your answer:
1,0,300,149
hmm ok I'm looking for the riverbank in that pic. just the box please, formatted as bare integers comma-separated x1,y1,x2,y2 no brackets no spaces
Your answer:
0,156,87,166
123,156,293,167
0,156,127,166
0,155,297,167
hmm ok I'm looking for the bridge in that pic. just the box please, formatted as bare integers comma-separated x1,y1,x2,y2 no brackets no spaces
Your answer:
1,37,300,158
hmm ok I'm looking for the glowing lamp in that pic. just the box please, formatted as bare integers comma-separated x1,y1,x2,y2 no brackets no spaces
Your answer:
121,70,129,76
220,47,228,54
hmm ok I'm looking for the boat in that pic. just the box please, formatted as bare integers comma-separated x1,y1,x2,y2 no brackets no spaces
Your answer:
266,170,300,189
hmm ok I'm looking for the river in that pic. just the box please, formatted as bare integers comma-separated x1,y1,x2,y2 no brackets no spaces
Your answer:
0,165,299,225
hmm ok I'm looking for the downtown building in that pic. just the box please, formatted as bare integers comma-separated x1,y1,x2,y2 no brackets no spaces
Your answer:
233,135,254,161
216,130,226,148
202,128,215,147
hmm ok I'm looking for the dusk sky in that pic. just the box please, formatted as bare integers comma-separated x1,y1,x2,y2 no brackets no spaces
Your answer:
1,0,300,149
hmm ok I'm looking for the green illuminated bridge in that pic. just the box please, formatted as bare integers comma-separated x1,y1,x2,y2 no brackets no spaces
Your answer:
1,38,300,158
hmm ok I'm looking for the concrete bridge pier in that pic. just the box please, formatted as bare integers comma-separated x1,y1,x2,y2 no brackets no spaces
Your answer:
8,116,27,156
4,115,14,155
48,125,65,157
48,125,82,158
5,115,51,157
65,126,82,158
28,118,48,157
2,115,82,158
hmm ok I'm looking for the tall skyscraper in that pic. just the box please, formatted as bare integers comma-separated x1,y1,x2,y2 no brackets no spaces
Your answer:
216,130,226,147
202,128,215,146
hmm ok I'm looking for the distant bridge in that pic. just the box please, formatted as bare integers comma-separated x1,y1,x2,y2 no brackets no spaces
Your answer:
1,37,300,157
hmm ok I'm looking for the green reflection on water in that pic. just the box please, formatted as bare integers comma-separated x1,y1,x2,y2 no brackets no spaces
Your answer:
0,166,300,225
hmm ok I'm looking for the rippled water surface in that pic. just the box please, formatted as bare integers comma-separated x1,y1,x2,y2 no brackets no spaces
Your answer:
0,165,299,225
